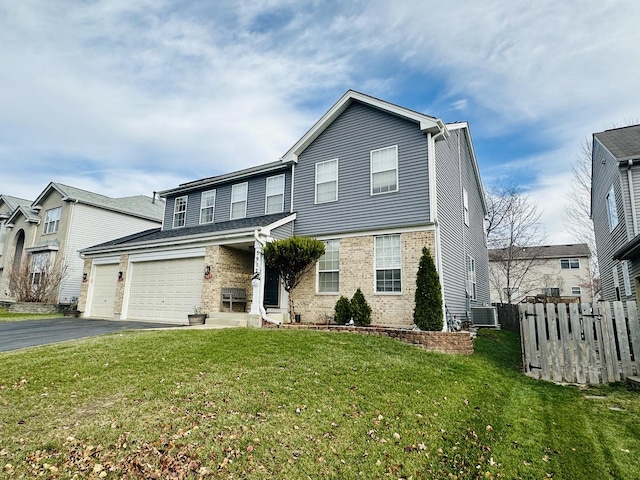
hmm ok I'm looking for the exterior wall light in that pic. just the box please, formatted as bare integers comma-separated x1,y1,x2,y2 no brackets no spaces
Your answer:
204,266,212,279
118,271,124,282
82,273,88,283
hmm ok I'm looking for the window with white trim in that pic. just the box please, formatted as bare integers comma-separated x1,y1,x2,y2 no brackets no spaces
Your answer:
318,240,339,293
560,258,580,269
172,196,187,228
44,207,61,234
199,190,216,224
607,185,619,231
467,255,477,300
571,286,581,296
230,182,248,220
375,234,402,292
622,260,632,296
370,145,398,195
542,287,560,297
30,252,50,285
315,159,338,203
265,174,285,214
463,188,469,226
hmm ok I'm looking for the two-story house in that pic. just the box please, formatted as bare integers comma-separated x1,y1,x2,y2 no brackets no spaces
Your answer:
591,124,640,302
0,183,164,304
78,90,490,327
489,243,593,304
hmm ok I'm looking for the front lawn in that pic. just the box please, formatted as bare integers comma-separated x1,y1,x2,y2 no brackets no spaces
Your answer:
1,328,638,478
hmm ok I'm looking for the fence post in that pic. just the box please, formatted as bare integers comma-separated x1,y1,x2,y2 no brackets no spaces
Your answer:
626,301,640,376
613,301,632,380
556,303,573,382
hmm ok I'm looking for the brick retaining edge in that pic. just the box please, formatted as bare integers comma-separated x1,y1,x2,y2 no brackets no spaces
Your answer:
264,323,474,355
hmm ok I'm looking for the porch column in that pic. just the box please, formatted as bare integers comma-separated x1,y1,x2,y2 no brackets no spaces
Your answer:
249,239,264,316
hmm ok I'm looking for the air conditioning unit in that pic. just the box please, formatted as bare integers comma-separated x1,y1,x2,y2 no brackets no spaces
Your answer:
470,306,499,328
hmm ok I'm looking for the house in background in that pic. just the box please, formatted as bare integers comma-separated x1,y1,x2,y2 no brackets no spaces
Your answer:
79,90,490,327
489,244,593,304
591,124,640,303
0,183,164,304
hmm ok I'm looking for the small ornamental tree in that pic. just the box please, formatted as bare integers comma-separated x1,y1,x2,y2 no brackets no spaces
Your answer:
263,236,325,321
350,288,371,326
413,246,443,331
334,296,351,324
10,254,68,303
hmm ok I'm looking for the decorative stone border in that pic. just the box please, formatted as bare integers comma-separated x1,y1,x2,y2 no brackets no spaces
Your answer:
264,323,474,355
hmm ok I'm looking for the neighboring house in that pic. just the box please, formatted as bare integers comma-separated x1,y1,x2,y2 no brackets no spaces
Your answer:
0,183,164,304
591,124,640,303
489,244,593,304
79,90,489,327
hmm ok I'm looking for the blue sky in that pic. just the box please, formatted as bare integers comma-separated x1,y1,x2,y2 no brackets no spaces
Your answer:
1,0,639,243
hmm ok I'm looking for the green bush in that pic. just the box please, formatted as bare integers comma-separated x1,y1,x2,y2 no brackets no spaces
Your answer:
350,288,371,326
334,296,352,324
413,246,443,331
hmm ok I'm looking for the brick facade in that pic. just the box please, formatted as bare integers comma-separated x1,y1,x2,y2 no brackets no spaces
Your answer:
292,230,436,326
113,255,129,317
202,245,253,314
77,257,92,313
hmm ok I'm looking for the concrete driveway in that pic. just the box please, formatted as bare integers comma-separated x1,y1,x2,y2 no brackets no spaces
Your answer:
0,318,181,352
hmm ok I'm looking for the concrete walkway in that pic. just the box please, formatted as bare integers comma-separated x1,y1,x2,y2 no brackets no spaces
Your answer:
0,318,182,352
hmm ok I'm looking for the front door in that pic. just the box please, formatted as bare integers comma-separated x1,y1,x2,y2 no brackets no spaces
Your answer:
264,267,280,307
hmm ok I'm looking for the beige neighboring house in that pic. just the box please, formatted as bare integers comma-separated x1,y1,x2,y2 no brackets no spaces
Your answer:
0,183,164,304
489,244,593,304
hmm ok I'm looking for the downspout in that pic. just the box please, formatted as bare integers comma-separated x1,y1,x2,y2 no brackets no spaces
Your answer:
253,229,282,326
627,160,638,236
290,164,295,213
427,131,447,331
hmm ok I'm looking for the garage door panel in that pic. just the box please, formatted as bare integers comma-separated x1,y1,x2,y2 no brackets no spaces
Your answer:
90,264,119,318
127,257,203,324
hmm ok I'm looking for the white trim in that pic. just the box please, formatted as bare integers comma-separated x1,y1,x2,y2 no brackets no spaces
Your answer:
315,158,339,204
265,174,285,215
290,164,295,213
92,256,121,265
129,247,206,263
427,132,437,223
317,239,340,294
199,190,216,224
463,188,469,226
172,195,188,228
374,234,402,294
370,145,399,195
622,260,632,296
230,182,249,220
312,223,436,242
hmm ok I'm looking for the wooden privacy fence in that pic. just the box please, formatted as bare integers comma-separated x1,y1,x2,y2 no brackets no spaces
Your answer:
520,301,640,385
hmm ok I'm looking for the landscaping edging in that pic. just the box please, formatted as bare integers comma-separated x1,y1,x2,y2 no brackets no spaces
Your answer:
7,302,61,314
267,323,474,355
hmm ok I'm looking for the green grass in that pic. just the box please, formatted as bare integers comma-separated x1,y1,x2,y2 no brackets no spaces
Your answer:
1,328,639,478
0,306,60,322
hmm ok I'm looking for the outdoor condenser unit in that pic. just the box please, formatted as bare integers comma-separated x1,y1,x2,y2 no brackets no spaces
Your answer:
470,306,499,328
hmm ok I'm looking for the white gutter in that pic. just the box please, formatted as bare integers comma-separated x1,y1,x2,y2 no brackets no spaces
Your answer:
627,160,638,236
253,229,281,326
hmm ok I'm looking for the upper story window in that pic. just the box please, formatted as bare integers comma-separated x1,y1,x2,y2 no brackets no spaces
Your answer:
315,159,338,203
318,239,340,293
467,255,477,300
200,190,216,224
607,185,619,231
571,286,581,295
370,145,398,195
463,188,469,226
375,234,402,293
560,258,580,269
265,174,285,214
44,207,61,234
230,182,248,220
172,196,187,228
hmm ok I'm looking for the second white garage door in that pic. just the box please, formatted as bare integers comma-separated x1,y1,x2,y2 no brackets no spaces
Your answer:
126,257,204,324
89,263,120,319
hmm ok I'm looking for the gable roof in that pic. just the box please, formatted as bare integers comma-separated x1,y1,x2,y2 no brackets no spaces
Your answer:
593,124,640,161
280,90,449,163
33,182,164,222
0,194,32,214
80,212,295,255
489,243,590,261
6,205,40,226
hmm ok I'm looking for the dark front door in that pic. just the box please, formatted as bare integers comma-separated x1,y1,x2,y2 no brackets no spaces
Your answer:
264,267,280,307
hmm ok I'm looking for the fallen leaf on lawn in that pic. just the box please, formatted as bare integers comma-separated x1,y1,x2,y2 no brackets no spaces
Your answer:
486,425,493,431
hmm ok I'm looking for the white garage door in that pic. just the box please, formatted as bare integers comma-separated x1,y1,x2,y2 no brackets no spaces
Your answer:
126,257,204,324
89,263,120,319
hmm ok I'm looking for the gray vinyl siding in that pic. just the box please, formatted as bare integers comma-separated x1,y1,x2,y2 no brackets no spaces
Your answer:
293,101,430,236
163,170,292,230
271,223,294,240
592,139,629,301
435,128,489,319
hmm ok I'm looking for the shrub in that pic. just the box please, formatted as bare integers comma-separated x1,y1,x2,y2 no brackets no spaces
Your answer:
334,296,352,324
413,246,443,331
350,288,371,326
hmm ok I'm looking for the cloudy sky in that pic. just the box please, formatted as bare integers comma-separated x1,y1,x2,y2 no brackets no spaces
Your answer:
1,0,639,243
